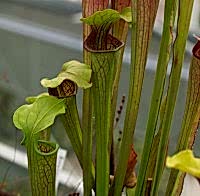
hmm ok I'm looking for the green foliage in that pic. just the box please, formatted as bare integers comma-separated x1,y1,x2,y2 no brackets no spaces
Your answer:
25,92,49,104
81,9,120,26
81,8,131,27
150,1,194,194
113,0,159,195
12,0,198,195
41,60,92,89
119,7,132,23
13,96,66,195
81,7,126,195
13,96,66,139
166,38,200,196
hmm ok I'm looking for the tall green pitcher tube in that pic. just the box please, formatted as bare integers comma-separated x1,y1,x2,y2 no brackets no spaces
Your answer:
13,96,66,196
84,31,124,195
27,140,59,196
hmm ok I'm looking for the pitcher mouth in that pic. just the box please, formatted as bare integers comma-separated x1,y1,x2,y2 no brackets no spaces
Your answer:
84,32,124,53
192,40,200,59
34,140,59,156
48,79,77,98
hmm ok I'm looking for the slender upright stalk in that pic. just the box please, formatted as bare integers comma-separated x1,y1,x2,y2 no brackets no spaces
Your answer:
82,88,94,196
86,46,123,195
150,1,194,194
82,1,109,195
165,39,200,195
61,96,95,193
110,0,131,174
41,60,95,195
112,1,159,195
60,96,83,166
135,0,177,194
82,8,130,195
177,40,200,150
47,80,84,168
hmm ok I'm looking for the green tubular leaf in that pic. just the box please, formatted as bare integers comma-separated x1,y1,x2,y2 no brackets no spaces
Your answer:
83,6,125,195
82,41,94,196
177,43,200,150
28,140,59,196
151,0,194,195
135,0,178,195
60,96,82,165
140,95,167,195
40,60,91,168
60,96,95,184
112,0,159,195
41,60,92,89
82,88,94,196
41,60,94,194
166,40,200,195
13,96,66,139
166,150,200,178
82,8,130,51
90,50,122,196
13,96,65,196
110,1,131,175
82,2,109,195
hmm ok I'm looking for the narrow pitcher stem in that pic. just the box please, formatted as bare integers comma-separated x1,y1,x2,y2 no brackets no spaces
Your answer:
84,31,124,195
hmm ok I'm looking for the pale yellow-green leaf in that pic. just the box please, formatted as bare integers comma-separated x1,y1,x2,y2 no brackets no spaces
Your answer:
166,150,200,178
120,7,132,23
81,9,120,26
25,92,49,104
13,96,66,136
41,60,92,89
